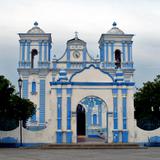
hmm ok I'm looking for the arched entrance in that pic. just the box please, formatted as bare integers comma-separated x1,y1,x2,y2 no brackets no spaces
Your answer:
77,104,86,136
76,96,108,143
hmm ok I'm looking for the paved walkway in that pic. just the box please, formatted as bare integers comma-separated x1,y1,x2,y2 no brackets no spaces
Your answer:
0,148,159,160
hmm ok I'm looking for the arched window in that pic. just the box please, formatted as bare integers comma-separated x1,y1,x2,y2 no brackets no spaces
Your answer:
115,49,121,69
93,114,97,125
32,81,36,94
31,49,38,68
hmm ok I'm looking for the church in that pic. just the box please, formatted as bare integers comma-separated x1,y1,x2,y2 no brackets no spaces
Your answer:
17,22,135,144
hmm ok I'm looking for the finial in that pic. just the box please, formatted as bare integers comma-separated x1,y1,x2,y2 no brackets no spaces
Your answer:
34,21,38,27
112,21,117,27
75,31,78,40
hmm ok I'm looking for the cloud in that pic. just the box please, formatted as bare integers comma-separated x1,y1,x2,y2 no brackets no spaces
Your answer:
0,0,160,88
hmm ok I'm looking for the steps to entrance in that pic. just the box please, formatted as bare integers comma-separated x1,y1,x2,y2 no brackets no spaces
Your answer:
39,143,143,149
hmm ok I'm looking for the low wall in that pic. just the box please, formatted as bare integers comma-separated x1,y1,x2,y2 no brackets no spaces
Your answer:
0,121,159,145
135,127,160,143
0,121,55,145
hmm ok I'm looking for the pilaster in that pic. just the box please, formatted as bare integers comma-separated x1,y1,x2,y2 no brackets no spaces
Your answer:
127,42,132,62
44,41,47,62
122,41,126,62
39,79,45,125
39,41,42,63
105,42,109,63
22,79,28,99
122,88,128,143
56,88,62,144
112,88,119,143
83,48,87,67
111,41,114,64
66,88,72,143
66,48,71,69
100,43,104,62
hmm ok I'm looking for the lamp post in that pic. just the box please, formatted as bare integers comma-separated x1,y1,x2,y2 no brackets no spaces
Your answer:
18,77,23,147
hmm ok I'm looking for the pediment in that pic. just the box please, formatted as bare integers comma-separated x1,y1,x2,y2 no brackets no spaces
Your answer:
70,65,114,82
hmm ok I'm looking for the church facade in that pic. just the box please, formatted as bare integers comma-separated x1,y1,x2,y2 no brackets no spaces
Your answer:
17,22,135,144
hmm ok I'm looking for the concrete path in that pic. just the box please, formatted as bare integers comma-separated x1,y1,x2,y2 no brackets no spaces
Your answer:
0,148,160,160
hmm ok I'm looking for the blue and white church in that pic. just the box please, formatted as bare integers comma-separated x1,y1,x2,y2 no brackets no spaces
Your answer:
17,22,136,144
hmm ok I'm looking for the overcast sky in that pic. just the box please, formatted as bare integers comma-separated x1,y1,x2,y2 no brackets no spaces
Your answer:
0,0,160,89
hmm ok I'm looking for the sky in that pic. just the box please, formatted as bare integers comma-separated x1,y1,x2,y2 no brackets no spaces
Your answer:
0,0,160,89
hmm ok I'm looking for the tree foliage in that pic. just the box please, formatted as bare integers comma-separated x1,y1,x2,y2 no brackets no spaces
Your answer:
134,75,160,130
0,75,36,131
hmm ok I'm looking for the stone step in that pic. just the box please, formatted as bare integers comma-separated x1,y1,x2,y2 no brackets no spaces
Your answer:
39,143,143,149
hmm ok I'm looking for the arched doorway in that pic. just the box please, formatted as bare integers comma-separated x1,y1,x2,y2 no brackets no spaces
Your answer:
76,96,108,143
77,104,86,136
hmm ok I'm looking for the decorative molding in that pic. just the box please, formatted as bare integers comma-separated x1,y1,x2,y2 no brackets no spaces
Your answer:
69,64,114,82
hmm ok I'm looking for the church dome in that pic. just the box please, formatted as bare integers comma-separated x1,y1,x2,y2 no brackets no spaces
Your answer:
27,22,45,34
107,22,124,35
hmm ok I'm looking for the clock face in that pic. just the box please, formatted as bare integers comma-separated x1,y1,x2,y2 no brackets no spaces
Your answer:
73,50,80,59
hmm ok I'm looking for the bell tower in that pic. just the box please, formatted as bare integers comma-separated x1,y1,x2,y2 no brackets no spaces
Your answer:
98,22,134,81
99,22,134,69
18,22,52,69
17,22,52,127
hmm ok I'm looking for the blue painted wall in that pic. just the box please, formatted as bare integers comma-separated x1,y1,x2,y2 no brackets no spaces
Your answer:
39,80,45,124
22,80,28,99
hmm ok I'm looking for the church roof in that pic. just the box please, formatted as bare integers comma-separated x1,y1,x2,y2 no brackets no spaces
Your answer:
27,22,45,34
67,32,86,45
107,22,124,35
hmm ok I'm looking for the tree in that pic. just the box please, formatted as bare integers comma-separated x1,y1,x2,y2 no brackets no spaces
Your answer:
134,75,160,130
0,75,36,131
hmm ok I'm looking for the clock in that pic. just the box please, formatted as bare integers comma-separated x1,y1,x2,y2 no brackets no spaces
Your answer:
73,50,80,59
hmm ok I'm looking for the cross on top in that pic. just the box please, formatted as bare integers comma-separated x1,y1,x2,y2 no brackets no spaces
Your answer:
75,31,78,39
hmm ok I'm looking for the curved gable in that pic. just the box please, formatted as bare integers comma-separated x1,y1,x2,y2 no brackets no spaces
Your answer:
70,65,114,82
